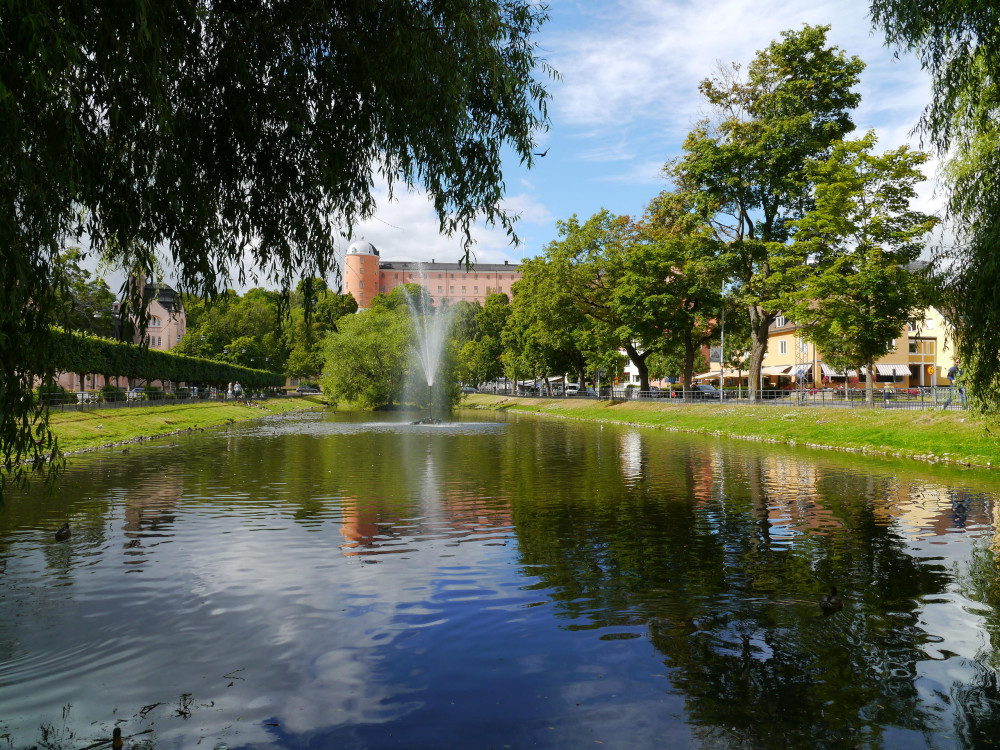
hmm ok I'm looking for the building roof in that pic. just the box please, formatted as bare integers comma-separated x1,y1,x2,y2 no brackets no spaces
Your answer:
378,261,520,273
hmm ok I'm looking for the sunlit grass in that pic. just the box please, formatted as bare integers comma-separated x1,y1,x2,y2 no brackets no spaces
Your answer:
49,397,323,453
463,394,1000,468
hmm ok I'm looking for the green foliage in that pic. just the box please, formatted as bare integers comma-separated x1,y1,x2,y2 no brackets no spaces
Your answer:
457,293,510,385
2,0,553,493
871,0,1000,415
675,25,865,397
779,133,937,401
46,330,284,391
321,308,412,409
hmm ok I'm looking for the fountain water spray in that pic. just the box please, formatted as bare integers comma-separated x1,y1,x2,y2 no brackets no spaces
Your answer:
401,284,453,420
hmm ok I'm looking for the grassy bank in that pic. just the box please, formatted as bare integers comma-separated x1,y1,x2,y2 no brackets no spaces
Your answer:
49,397,324,454
463,394,1000,468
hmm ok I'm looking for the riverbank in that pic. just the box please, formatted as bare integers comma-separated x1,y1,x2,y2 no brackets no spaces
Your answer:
50,397,324,454
463,394,1000,468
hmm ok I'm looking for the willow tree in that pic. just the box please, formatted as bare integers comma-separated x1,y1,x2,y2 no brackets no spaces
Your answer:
674,25,865,399
871,0,1000,415
1,0,553,491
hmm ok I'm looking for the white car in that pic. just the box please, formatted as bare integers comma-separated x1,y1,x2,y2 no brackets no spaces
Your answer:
564,383,581,396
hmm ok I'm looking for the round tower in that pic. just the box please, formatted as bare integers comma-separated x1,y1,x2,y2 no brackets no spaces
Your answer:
343,240,381,309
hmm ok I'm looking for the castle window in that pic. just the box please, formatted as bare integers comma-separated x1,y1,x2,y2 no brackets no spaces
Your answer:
474,286,478,294
461,286,466,293
438,286,443,293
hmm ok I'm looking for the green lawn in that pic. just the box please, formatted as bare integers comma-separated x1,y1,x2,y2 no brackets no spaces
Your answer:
463,394,1000,468
49,397,324,454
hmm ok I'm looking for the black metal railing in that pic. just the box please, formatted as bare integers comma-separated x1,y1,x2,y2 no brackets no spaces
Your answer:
469,384,968,410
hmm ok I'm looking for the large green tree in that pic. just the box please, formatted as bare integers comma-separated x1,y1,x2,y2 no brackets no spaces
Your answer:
541,210,686,392
457,293,511,385
2,0,552,491
871,0,1000,414
322,307,411,410
779,133,938,403
675,25,865,399
506,257,614,389
627,190,725,391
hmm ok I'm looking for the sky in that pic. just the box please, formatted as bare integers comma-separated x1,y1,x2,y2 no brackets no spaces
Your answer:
339,0,937,272
95,0,938,293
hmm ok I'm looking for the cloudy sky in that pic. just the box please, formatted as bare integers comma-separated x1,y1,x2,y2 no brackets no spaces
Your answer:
93,0,936,292
342,0,937,275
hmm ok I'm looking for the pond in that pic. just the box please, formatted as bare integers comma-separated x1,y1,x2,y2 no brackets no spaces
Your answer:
1,410,999,748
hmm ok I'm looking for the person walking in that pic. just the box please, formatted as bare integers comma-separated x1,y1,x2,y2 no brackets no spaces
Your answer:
942,362,964,409
234,381,243,400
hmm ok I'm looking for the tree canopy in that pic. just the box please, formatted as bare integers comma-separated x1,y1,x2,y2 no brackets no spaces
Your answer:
870,0,1000,414
779,133,938,402
675,24,865,398
2,0,553,489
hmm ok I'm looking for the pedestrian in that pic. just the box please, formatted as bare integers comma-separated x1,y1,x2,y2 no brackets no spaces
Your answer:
942,362,963,409
227,381,234,400
234,381,243,400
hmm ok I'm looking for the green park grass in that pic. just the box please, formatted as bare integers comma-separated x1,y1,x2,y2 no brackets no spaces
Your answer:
48,396,323,454
463,393,1000,468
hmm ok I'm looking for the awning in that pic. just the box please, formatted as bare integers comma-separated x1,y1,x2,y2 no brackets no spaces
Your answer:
760,365,792,376
791,364,813,379
820,363,843,377
694,370,723,380
875,364,911,376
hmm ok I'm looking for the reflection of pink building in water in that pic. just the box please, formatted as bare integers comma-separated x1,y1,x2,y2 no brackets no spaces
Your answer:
343,240,520,309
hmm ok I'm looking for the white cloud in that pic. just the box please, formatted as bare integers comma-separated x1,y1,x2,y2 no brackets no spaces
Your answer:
337,180,555,270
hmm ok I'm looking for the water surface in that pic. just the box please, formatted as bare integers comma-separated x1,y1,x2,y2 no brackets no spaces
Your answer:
1,410,998,748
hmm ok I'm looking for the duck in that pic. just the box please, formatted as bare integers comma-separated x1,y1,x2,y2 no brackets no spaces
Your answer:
54,523,71,541
819,585,843,616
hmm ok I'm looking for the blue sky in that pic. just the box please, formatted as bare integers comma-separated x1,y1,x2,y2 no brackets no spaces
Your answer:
94,0,938,292
345,0,938,272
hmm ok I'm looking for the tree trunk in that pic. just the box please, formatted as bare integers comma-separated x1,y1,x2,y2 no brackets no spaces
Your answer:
622,342,649,392
866,355,875,405
683,335,696,398
747,305,773,401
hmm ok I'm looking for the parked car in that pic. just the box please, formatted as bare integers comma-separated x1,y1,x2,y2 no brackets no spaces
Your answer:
691,383,722,399
127,387,145,401
564,383,581,396
461,386,478,394
296,384,321,394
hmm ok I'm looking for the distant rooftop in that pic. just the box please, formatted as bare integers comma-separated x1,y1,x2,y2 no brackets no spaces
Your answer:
378,260,520,272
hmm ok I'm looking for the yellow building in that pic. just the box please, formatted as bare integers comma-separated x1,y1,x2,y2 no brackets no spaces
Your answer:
760,308,957,389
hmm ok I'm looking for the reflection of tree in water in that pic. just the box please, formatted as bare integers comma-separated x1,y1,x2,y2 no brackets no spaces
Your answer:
508,440,977,745
952,508,1000,748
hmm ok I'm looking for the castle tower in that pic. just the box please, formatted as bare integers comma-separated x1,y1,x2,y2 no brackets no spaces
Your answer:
343,240,381,309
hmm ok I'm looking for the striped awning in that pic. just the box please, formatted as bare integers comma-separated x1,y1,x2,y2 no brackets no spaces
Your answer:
874,364,911,376
760,365,792,376
820,363,842,377
791,364,813,378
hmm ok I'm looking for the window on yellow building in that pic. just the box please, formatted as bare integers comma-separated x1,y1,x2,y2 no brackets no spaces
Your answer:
779,340,787,354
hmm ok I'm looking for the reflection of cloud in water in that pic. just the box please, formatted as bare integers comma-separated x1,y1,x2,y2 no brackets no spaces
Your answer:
619,430,643,485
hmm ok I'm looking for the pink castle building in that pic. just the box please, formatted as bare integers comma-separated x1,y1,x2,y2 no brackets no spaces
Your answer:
343,240,521,309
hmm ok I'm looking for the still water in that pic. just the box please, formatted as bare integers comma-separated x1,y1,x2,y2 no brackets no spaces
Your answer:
1,410,999,748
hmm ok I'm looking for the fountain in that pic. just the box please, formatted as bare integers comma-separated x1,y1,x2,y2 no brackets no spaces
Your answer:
401,284,453,423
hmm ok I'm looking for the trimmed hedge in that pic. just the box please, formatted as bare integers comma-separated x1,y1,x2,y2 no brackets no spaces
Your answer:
49,329,285,388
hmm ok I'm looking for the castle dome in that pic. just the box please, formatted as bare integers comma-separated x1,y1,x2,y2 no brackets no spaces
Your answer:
347,240,379,256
